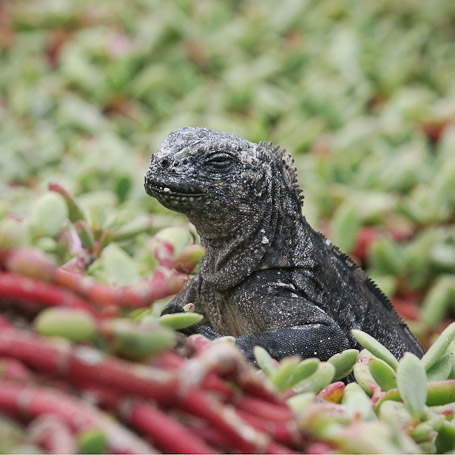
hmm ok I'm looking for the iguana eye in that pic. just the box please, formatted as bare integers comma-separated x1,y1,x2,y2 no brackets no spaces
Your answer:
205,153,235,171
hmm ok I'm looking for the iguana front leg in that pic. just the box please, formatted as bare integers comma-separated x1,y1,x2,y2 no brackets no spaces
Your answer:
162,282,350,362
235,323,349,362
163,303,348,362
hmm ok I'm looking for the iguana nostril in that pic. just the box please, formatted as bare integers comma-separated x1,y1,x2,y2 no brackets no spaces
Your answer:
160,158,169,168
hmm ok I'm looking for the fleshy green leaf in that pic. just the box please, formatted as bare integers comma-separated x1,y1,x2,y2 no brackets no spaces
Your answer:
426,353,453,381
35,308,97,343
369,357,398,391
422,322,455,371
352,330,398,370
158,312,203,330
284,357,320,389
328,349,358,380
397,353,427,418
270,356,301,391
292,362,335,394
254,346,277,378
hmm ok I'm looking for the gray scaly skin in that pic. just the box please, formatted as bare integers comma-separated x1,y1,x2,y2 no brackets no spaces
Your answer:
145,126,424,362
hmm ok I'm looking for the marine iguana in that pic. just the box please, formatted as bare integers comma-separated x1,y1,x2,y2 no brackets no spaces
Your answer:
144,126,424,362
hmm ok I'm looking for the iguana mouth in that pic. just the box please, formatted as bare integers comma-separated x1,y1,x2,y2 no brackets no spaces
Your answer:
144,174,206,199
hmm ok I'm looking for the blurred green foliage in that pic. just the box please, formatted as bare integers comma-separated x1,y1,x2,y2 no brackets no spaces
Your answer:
1,0,454,332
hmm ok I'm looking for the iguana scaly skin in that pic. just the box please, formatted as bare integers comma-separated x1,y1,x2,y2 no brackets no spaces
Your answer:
144,127,424,362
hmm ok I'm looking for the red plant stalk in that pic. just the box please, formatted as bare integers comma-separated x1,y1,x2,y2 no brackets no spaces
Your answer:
235,395,294,423
0,326,292,453
148,350,233,399
122,400,217,454
181,389,272,453
27,414,77,454
0,380,155,454
186,333,214,355
0,315,14,328
183,340,281,404
48,181,86,222
73,379,121,410
59,251,94,274
0,272,101,317
2,247,188,309
0,357,32,382
183,390,297,454
192,422,298,455
236,408,300,446
0,326,179,404
73,381,217,454
190,424,234,450
152,240,175,269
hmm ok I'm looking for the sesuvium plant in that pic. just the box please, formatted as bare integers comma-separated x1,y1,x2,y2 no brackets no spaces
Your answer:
255,322,455,454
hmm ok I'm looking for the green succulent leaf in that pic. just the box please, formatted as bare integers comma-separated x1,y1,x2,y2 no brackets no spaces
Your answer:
422,322,455,371
369,357,398,391
352,330,398,370
254,346,277,378
328,349,358,380
158,312,203,330
284,357,320,389
292,362,335,394
397,353,427,418
270,356,301,391
426,353,453,382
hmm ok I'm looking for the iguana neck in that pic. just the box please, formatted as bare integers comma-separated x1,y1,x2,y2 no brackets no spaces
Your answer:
193,183,314,291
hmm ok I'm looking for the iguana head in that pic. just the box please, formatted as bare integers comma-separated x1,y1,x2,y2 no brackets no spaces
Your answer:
145,126,306,289
144,127,302,230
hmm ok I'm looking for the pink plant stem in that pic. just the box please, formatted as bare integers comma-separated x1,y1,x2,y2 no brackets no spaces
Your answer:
124,401,217,454
181,389,271,453
0,380,155,454
48,181,86,222
55,266,187,308
59,251,94,274
0,326,179,404
236,408,299,446
0,325,298,453
74,379,219,454
0,272,100,317
2,247,188,309
0,315,14,328
235,395,294,422
0,357,32,382
27,414,77,454
191,424,233,450
184,340,281,404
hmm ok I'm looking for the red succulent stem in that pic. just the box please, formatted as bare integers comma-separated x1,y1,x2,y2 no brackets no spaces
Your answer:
0,380,155,454
27,415,77,454
235,395,294,423
74,381,217,454
236,408,299,445
0,357,32,382
0,326,179,404
0,272,101,317
48,181,86,223
0,325,297,453
181,390,270,453
122,400,216,454
184,339,281,404
183,391,297,454
55,264,188,308
59,251,94,274
1,247,188,309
